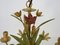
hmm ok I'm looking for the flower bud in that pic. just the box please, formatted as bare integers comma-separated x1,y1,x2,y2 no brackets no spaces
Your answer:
0,31,11,43
36,10,42,16
15,11,21,17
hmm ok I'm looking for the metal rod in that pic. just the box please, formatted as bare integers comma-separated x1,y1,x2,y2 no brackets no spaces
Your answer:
29,0,32,7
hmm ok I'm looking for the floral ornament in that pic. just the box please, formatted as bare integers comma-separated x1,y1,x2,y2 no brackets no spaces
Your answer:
10,0,55,45
55,37,60,45
0,31,11,45
44,33,51,41
14,10,22,17
24,13,37,25
36,9,42,17
42,31,51,41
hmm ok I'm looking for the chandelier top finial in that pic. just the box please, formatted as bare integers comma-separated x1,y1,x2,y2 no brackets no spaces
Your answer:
22,0,36,12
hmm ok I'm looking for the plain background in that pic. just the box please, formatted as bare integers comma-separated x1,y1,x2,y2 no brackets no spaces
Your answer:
0,0,60,45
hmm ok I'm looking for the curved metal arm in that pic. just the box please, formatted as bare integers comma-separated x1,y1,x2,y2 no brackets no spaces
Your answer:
29,0,33,7
26,0,33,8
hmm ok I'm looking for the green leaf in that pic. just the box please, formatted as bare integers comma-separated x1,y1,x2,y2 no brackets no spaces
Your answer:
22,33,30,45
42,31,45,36
31,28,39,45
35,35,43,45
10,35,24,45
37,18,55,29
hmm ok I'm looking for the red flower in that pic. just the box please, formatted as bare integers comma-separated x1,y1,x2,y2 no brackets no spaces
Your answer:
24,13,37,25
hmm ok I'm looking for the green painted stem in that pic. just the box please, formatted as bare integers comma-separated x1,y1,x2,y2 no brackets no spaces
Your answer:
28,24,31,39
11,15,24,26
35,35,43,45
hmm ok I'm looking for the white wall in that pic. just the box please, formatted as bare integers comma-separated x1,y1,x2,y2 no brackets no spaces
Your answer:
0,0,60,45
